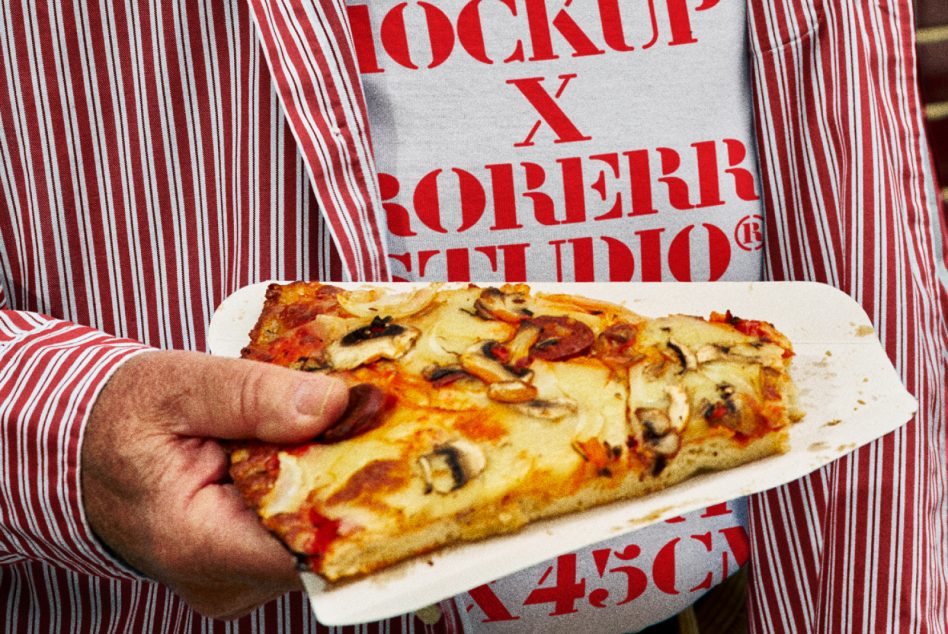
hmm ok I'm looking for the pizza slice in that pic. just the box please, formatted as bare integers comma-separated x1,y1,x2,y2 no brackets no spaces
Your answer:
230,282,802,582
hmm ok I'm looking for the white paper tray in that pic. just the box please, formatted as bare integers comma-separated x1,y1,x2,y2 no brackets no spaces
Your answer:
208,281,917,626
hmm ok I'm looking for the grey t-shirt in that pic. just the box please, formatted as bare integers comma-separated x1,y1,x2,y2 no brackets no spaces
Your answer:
355,0,764,285
350,0,761,629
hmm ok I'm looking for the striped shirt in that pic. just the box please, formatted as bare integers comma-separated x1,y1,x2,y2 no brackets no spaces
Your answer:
1,1,945,633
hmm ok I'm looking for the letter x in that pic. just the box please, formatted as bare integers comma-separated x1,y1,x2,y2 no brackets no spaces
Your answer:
507,74,592,147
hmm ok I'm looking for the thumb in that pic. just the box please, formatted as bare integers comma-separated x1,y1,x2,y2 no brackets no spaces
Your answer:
163,352,349,442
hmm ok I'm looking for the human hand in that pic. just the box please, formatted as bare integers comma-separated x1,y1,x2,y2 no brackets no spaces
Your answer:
81,350,349,619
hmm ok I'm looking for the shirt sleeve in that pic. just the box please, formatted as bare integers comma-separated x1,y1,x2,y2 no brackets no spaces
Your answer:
746,1,948,630
0,309,151,579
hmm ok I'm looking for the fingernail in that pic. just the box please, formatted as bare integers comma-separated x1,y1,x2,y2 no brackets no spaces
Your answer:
293,378,345,419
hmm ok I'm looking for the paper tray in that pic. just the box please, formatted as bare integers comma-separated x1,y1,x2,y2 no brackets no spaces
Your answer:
208,281,917,626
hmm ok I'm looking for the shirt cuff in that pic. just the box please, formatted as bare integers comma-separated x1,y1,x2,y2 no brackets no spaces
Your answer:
0,310,152,580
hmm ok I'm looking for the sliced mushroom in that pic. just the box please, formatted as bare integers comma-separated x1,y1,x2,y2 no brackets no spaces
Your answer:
636,408,672,437
647,432,680,457
696,344,727,365
459,341,533,384
487,380,538,403
326,317,420,370
340,315,404,345
418,440,486,494
664,385,690,432
514,397,578,420
505,321,542,363
636,407,681,457
695,343,784,368
725,342,786,367
474,287,533,323
667,339,697,372
422,364,472,387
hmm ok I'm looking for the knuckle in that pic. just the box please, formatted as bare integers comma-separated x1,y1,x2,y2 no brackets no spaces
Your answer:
238,364,269,419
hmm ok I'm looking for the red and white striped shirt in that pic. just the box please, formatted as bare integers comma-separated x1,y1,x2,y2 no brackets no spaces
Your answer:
1,1,945,632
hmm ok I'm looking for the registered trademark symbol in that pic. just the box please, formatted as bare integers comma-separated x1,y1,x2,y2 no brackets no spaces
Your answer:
734,214,764,251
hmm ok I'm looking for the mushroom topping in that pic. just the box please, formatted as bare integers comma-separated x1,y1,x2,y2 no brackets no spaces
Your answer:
418,440,486,494
667,339,697,372
636,408,680,457
474,287,533,323
459,341,533,384
647,432,680,457
664,385,690,431
636,407,672,437
340,315,404,345
505,321,542,362
725,342,786,367
696,344,727,365
529,315,595,361
514,397,578,420
318,384,387,443
694,343,784,368
326,316,420,370
487,380,538,403
422,364,472,387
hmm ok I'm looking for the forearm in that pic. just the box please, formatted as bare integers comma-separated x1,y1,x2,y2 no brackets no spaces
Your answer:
0,309,149,578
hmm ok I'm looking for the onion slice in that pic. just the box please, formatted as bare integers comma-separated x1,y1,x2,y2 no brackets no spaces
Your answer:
337,286,438,319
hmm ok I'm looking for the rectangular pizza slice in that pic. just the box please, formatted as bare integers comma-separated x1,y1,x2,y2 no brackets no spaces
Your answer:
229,283,802,582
